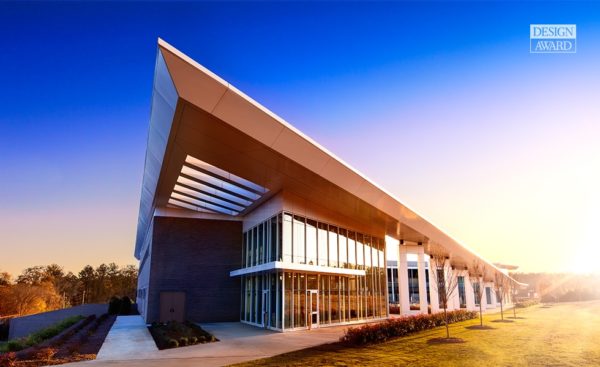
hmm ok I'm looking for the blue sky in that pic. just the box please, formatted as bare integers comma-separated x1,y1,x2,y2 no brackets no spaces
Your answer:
1,1,599,274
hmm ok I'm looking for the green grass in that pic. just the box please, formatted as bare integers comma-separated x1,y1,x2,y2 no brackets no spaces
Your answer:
0,342,7,353
3,315,84,352
232,301,600,367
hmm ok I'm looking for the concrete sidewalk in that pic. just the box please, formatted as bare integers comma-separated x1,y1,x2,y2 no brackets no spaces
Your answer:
96,315,158,360
73,318,349,367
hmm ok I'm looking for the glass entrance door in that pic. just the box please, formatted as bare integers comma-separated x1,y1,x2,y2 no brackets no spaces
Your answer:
307,289,319,329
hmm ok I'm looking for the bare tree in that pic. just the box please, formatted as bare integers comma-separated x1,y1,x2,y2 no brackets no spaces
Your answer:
493,272,510,321
429,250,459,338
509,280,519,318
469,260,487,327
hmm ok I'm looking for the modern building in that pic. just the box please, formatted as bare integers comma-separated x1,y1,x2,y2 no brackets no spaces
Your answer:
135,39,520,331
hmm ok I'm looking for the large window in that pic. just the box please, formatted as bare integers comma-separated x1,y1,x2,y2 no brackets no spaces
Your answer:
283,214,293,263
293,216,305,264
458,276,466,308
306,219,318,266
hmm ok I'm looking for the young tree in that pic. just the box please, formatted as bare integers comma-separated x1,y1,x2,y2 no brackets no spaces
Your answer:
469,260,487,327
509,279,519,318
429,250,459,338
493,272,510,321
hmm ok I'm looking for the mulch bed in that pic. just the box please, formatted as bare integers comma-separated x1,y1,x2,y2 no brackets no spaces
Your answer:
1,314,116,367
148,321,218,350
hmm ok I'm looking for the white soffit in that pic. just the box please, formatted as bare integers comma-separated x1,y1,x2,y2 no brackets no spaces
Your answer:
168,155,268,216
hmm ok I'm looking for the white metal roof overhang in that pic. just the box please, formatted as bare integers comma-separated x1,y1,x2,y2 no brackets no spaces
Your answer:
134,39,524,286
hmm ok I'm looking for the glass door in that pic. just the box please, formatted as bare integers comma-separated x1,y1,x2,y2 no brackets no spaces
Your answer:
307,289,319,329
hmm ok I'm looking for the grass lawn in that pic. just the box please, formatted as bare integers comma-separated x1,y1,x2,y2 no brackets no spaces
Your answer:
233,300,600,367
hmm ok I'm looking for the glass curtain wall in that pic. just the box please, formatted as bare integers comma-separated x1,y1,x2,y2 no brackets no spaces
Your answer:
240,212,387,330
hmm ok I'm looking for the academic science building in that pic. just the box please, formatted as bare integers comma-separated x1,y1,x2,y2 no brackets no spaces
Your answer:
135,40,518,331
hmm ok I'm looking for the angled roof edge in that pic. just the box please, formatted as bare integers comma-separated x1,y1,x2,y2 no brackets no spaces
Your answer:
138,38,518,283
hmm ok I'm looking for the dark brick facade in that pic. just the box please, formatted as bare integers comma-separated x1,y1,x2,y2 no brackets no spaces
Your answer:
146,216,242,323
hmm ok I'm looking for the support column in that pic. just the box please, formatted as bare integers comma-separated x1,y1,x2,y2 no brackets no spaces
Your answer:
480,282,488,311
416,247,428,314
450,268,461,310
398,245,410,315
427,257,439,313
465,272,476,311
442,259,454,311
490,283,498,308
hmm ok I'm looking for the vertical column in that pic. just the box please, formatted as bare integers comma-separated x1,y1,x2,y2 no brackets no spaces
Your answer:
442,259,453,311
490,282,498,308
450,268,461,310
427,256,439,313
480,281,487,311
398,245,410,315
416,246,428,314
465,272,476,311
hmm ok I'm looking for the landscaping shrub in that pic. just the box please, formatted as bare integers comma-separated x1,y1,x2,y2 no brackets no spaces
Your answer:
148,321,218,349
108,296,122,315
119,296,132,315
341,310,478,346
516,299,540,308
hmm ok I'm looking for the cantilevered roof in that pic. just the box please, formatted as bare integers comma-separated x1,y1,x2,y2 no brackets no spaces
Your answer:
135,38,521,284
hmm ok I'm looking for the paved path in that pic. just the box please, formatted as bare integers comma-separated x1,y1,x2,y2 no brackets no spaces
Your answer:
96,315,158,360
72,318,349,367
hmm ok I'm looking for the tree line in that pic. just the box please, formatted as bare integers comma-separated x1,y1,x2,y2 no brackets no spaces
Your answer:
0,263,137,317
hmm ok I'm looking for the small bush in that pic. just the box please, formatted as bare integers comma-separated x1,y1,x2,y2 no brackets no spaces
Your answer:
168,339,179,348
341,310,478,346
516,299,540,308
108,296,122,315
190,336,198,344
179,337,188,346
7,340,23,352
119,296,132,315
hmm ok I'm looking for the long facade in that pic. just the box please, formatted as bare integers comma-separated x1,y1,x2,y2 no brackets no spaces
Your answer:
134,39,520,330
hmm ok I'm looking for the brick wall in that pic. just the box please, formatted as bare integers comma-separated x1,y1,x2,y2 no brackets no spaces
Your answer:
145,216,242,323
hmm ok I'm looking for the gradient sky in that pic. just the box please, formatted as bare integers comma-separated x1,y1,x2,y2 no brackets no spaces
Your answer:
1,2,599,276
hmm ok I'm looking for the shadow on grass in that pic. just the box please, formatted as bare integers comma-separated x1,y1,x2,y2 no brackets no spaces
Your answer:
508,316,526,319
491,319,514,323
465,325,495,330
427,337,465,344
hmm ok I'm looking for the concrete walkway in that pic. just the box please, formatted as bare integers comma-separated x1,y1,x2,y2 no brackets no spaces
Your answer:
72,318,349,367
96,315,158,360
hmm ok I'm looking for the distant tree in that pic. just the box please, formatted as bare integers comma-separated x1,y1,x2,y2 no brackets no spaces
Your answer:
16,266,46,285
429,250,460,338
0,271,11,287
469,260,487,327
78,265,95,304
6,282,61,316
